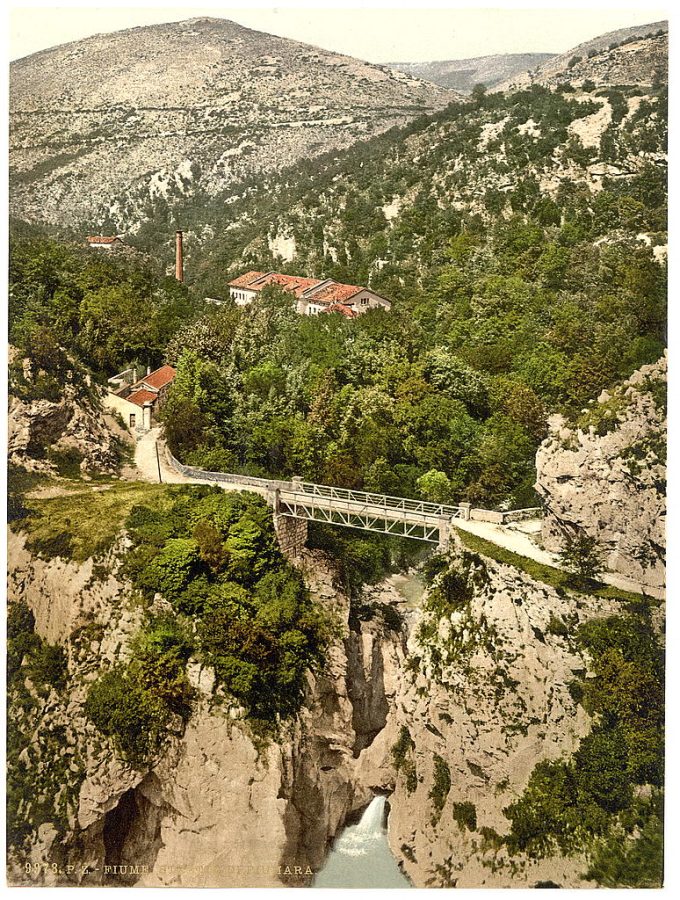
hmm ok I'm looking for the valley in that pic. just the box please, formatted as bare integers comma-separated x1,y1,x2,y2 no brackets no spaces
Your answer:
6,10,667,891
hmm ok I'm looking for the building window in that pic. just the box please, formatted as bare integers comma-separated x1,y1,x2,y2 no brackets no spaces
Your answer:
361,298,369,305
129,413,136,428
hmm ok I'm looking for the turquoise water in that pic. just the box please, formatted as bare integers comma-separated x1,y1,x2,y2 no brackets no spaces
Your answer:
313,796,411,889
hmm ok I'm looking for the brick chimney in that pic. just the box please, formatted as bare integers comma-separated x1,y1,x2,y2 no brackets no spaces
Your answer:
175,230,184,282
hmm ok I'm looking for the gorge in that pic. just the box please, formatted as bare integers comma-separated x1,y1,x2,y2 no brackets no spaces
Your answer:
7,351,665,886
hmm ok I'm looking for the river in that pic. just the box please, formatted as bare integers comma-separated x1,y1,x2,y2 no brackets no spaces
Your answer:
312,796,411,888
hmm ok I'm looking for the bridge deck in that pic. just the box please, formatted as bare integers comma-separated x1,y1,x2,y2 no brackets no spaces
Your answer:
167,450,464,543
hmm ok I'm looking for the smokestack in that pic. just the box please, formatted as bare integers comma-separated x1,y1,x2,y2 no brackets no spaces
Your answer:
175,230,184,282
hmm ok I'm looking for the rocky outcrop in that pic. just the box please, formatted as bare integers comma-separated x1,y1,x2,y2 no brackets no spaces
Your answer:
8,371,125,476
6,541,399,887
358,543,637,887
536,354,666,590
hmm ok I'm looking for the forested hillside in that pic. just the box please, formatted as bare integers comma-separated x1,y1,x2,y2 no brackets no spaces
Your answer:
155,73,666,508
9,38,667,512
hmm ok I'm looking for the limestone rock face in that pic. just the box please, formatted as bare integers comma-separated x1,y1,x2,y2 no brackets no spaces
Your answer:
9,521,656,888
535,354,666,589
8,376,124,476
6,544,398,888
360,544,631,888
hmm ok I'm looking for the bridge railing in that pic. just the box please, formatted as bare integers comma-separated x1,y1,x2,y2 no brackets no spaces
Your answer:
292,481,464,519
165,447,539,526
166,449,287,491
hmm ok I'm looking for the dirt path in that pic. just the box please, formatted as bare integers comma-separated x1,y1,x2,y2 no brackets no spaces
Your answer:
134,427,190,484
455,517,664,600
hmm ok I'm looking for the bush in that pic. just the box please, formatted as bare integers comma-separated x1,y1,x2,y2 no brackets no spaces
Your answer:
123,487,332,724
453,801,477,832
429,754,452,822
30,643,68,692
84,668,170,764
503,608,664,876
584,795,664,887
559,529,604,583
392,725,418,793
547,615,569,637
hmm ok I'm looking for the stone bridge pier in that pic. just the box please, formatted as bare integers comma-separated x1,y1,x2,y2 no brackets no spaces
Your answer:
271,487,308,559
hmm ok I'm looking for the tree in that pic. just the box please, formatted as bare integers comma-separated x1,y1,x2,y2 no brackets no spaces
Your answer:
559,528,604,582
417,469,453,504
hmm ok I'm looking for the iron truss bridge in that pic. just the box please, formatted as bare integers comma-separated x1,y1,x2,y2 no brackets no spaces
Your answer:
167,449,464,545
275,483,463,544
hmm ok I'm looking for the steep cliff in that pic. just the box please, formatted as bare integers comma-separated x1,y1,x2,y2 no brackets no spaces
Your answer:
355,545,632,886
6,534,399,887
536,354,666,590
8,497,662,887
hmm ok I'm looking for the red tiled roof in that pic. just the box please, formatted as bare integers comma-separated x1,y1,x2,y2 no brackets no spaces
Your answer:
321,303,359,318
87,236,121,244
228,270,391,307
126,389,158,408
251,273,322,297
228,270,265,289
135,365,176,390
309,282,363,305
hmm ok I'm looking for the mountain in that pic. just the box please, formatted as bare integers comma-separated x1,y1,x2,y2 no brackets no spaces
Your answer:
496,19,667,91
388,54,554,94
9,17,458,229
181,32,667,302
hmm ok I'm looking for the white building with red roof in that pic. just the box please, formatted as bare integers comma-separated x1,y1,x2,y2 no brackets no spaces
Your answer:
104,364,177,433
228,271,391,316
86,236,124,251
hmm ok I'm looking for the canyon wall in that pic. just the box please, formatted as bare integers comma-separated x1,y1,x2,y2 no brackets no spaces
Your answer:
536,354,666,590
7,539,399,887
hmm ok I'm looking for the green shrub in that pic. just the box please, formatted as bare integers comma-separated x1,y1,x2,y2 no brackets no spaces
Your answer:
122,487,331,724
29,642,68,692
392,725,418,793
84,667,169,764
547,615,569,637
452,801,477,832
429,754,452,822
503,609,664,876
584,795,663,887
46,447,84,479
559,529,604,583
7,601,67,693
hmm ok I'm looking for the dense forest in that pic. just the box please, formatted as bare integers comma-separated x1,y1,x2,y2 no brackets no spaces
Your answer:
159,86,666,508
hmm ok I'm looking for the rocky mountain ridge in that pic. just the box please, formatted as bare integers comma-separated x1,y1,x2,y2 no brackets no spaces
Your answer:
9,17,456,230
497,20,667,91
389,53,554,94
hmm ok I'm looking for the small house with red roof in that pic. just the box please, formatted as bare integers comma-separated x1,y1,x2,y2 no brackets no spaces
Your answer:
104,364,176,433
86,236,125,251
228,271,391,316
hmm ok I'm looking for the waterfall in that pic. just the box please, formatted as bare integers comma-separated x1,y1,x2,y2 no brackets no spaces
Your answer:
335,796,386,856
313,796,411,888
